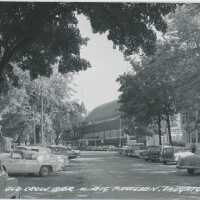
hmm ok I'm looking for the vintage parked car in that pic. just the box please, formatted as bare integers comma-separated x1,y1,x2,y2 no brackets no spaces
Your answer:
135,148,148,158
47,145,78,160
176,152,200,175
1,150,63,176
130,143,146,158
118,146,130,156
123,146,132,156
106,145,118,151
16,145,69,167
126,146,134,156
71,147,81,156
161,146,192,165
146,145,162,162
0,162,20,198
160,146,175,164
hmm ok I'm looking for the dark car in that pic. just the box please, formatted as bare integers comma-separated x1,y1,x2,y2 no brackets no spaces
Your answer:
161,146,175,164
146,145,161,162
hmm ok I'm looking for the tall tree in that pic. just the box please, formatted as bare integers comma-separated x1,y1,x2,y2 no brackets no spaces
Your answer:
0,66,86,144
118,41,179,145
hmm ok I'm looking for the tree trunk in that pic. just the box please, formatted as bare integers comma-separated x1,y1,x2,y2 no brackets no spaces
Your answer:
158,114,162,145
55,135,60,145
166,113,172,146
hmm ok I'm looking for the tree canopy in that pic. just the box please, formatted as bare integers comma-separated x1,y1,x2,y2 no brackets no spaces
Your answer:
0,66,86,144
0,2,176,92
118,4,200,145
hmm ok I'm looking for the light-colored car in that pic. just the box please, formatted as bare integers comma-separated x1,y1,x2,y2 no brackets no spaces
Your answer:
2,150,63,176
176,152,200,175
174,150,194,162
0,162,20,198
106,145,118,151
118,146,130,156
16,145,69,167
161,146,192,164
135,148,148,158
129,143,145,157
73,149,81,156
16,145,50,153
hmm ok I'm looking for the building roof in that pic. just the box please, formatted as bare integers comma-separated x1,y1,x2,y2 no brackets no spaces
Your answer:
81,117,120,134
85,100,120,123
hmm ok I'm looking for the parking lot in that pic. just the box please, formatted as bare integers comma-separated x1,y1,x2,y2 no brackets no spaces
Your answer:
11,151,200,199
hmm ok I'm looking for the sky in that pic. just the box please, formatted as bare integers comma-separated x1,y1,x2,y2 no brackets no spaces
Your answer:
73,15,132,112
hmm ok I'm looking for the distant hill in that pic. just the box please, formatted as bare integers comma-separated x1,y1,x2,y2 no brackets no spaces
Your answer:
85,100,120,123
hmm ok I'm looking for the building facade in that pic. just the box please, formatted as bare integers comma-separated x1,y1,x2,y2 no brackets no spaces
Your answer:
146,113,184,146
78,100,127,147
181,110,200,148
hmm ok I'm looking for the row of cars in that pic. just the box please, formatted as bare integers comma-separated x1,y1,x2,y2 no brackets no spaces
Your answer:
0,144,80,177
118,144,200,175
0,144,81,198
83,145,118,151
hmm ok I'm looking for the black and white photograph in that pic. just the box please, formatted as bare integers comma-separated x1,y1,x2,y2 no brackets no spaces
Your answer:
0,2,200,199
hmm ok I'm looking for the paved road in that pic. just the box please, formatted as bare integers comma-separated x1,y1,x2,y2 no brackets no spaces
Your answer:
14,151,200,199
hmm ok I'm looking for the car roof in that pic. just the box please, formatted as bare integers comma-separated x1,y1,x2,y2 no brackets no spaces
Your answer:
16,145,49,150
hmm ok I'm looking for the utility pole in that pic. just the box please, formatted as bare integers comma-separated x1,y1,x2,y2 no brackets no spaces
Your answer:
119,116,122,147
41,87,44,145
33,109,36,144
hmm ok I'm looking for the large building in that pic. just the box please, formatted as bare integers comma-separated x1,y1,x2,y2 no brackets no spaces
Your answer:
78,100,127,147
77,101,185,147
181,110,200,147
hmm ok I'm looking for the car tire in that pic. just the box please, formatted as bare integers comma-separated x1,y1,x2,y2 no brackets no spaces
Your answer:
39,166,50,177
187,168,195,175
